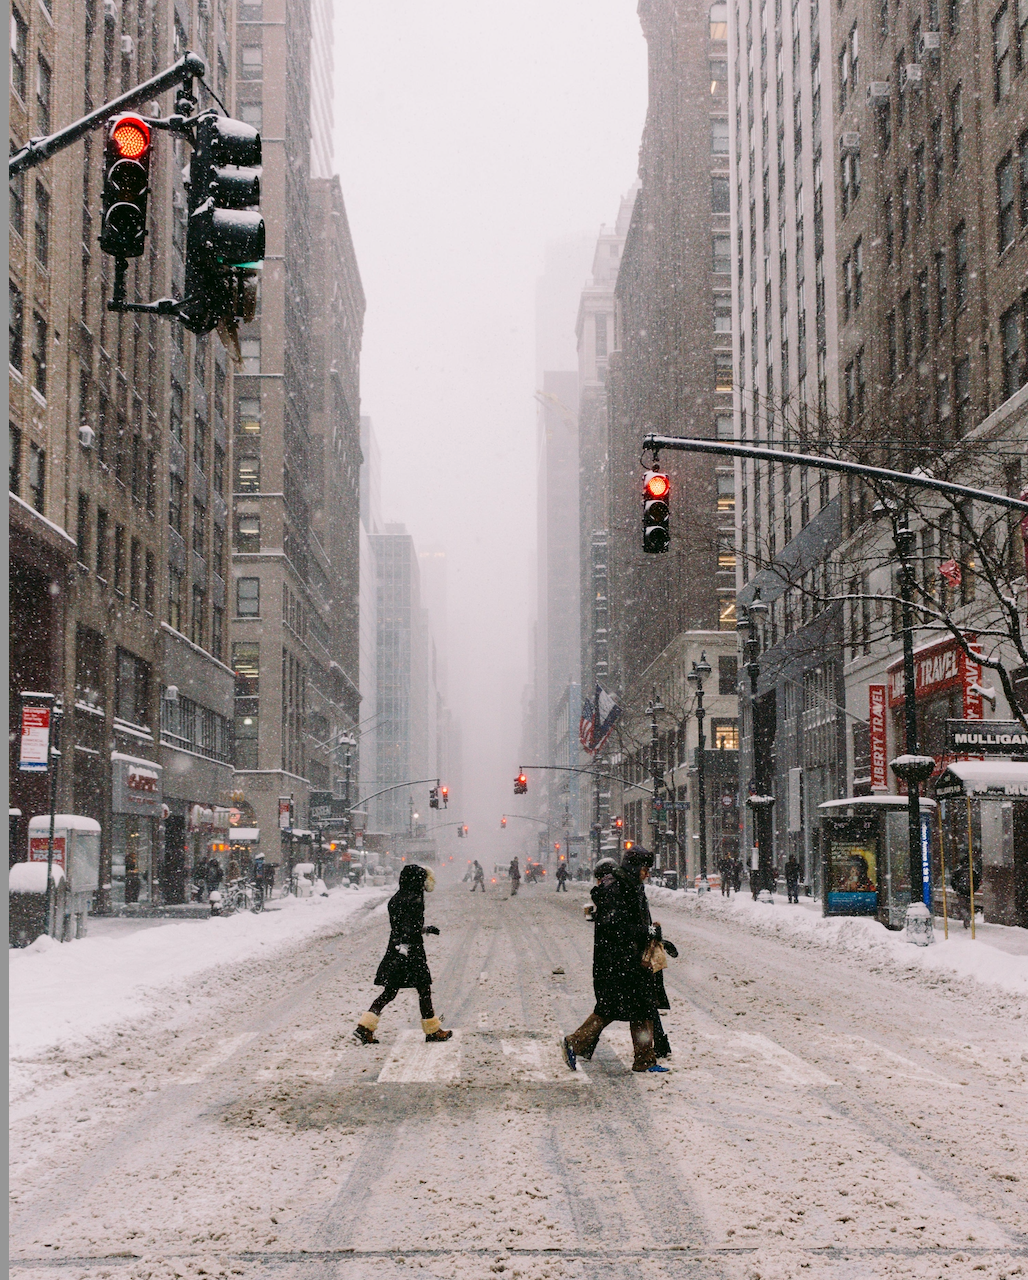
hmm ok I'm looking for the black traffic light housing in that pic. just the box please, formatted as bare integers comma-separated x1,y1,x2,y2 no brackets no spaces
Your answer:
440,785,449,809
429,787,440,810
513,773,528,795
100,114,152,259
642,469,671,553
182,112,264,335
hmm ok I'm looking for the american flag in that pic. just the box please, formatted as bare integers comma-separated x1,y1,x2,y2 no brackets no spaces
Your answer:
580,684,621,755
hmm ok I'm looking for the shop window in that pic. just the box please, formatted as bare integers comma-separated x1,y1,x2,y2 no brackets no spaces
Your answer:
711,720,739,750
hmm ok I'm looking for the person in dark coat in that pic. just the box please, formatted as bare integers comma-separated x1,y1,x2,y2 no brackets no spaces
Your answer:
561,847,665,1073
204,856,223,897
509,857,521,897
784,855,801,903
555,862,569,892
354,864,452,1044
470,859,485,892
719,854,734,897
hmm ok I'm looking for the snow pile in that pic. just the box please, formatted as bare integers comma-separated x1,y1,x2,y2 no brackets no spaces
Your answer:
647,886,1028,999
9,887,389,1067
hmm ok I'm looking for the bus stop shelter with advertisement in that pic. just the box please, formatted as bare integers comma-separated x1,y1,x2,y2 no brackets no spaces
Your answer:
934,761,1028,928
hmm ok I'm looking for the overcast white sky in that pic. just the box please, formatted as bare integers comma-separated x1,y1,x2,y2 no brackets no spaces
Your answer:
332,3,647,836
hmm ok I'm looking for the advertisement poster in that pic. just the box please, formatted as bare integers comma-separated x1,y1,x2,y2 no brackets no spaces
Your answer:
19,707,50,772
28,835,66,869
869,685,888,791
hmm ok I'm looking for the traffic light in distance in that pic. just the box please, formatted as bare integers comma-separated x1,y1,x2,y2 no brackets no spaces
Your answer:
501,816,507,829
429,787,439,810
514,772,528,795
642,470,671,554
183,112,265,335
100,114,152,259
440,785,449,808
463,824,469,837
610,816,623,833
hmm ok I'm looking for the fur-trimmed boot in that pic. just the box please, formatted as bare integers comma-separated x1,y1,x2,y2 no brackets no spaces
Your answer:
354,1011,380,1045
422,1016,453,1043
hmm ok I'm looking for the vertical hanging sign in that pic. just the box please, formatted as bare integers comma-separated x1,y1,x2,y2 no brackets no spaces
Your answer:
869,684,888,792
278,796,292,830
19,707,51,772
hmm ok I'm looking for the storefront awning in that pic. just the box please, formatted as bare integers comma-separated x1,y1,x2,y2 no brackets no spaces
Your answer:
230,827,260,842
935,761,1028,800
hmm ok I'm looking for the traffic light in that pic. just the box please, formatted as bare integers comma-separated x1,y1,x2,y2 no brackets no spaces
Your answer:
514,773,528,795
462,824,469,837
501,816,507,829
642,470,671,553
610,816,623,834
100,114,152,259
554,842,561,854
440,785,449,809
182,112,265,335
429,787,440,810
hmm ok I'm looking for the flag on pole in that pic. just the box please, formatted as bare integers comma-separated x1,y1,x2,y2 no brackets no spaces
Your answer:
581,684,621,755
579,694,595,752
939,559,962,588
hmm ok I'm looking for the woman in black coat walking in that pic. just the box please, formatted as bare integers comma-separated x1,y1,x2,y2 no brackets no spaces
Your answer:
561,847,666,1073
354,864,452,1044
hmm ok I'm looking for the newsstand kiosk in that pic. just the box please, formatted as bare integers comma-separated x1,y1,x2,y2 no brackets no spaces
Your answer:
818,796,936,929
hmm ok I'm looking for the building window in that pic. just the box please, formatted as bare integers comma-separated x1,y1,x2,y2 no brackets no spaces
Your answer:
712,117,730,154
236,576,260,616
75,492,90,562
167,566,183,631
710,57,727,93
994,2,1012,100
146,449,156,513
950,84,963,169
887,311,898,383
712,175,730,213
236,513,261,552
884,195,894,264
711,720,739,750
27,441,44,511
936,252,949,326
715,353,733,392
716,412,733,439
899,169,910,243
36,54,51,133
853,238,863,308
954,355,971,434
31,312,47,396
9,423,22,494
213,442,225,495
240,44,263,79
931,116,944,198
1021,130,1028,227
714,295,732,335
709,2,727,39
145,550,155,614
193,414,207,474
96,508,108,579
9,281,24,371
953,222,968,309
238,101,263,132
191,586,205,647
716,471,735,512
917,270,929,350
901,290,913,368
1001,303,1024,400
130,537,141,605
10,170,25,238
914,145,926,223
211,523,225,578
997,153,1016,252
168,472,183,533
113,523,125,594
237,396,261,436
211,605,224,661
843,255,853,319
235,455,260,493
170,379,184,441
240,338,261,374
34,181,50,268
595,312,608,360
192,498,205,558
115,649,151,727
712,233,731,272
10,7,27,99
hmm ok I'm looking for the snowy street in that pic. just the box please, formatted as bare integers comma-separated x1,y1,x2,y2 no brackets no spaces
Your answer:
9,876,1028,1280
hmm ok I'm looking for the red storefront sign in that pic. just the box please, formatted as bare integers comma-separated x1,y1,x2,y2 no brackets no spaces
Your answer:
29,835,66,869
869,684,888,791
887,633,982,716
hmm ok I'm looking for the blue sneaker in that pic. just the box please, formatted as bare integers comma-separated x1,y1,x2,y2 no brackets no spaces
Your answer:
560,1037,577,1071
646,1064,670,1073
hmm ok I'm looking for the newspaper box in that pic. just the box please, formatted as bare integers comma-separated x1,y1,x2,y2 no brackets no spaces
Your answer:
24,815,102,940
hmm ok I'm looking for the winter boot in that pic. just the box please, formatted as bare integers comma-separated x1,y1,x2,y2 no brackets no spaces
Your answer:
422,1017,453,1042
354,1011,380,1045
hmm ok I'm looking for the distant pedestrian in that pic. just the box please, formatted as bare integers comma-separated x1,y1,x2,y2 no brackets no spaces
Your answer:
561,847,666,1074
470,859,485,893
719,854,733,897
785,855,801,904
204,855,223,899
951,852,982,929
556,862,569,892
732,858,743,894
263,861,276,899
509,857,521,897
354,864,452,1044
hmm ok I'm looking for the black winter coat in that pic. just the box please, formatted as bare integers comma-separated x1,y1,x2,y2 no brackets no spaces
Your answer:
590,868,653,1021
374,873,432,990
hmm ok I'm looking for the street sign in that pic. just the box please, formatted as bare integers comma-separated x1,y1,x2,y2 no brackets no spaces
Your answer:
945,720,1028,755
19,707,50,771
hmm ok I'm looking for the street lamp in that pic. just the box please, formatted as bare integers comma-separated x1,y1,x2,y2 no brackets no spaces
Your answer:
646,688,665,868
687,651,713,893
738,592,775,900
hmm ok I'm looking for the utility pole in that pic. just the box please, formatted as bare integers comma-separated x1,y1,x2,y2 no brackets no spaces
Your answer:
647,690,665,868
688,653,712,893
740,594,775,899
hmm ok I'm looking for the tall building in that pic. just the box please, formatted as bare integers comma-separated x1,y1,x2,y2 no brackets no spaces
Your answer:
606,0,735,702
227,0,364,868
358,416,382,816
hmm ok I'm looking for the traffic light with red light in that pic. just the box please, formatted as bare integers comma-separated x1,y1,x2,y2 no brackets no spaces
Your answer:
440,785,449,808
462,824,469,837
182,112,264,335
501,816,507,829
514,773,528,795
642,469,671,553
100,114,152,259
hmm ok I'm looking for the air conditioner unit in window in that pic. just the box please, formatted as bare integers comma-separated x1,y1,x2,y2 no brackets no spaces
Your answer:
901,63,923,89
840,131,861,154
866,81,890,102
121,35,133,55
922,30,942,56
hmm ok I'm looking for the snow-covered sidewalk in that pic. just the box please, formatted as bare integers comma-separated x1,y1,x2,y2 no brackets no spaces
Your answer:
647,885,1028,1001
8,886,389,1069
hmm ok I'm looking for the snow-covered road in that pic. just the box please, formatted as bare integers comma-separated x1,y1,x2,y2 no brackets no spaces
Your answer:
9,879,1028,1280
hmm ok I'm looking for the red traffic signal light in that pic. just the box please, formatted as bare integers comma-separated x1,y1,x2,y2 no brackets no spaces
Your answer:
514,773,528,795
643,469,671,554
501,816,507,828
100,114,152,259
644,472,670,500
440,785,449,807
463,824,469,837
111,116,150,159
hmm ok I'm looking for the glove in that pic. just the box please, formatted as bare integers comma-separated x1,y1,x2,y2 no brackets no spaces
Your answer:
662,940,679,959
424,925,440,936
648,923,662,941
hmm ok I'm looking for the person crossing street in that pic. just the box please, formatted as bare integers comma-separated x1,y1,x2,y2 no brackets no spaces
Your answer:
555,862,569,892
470,859,485,892
508,857,521,897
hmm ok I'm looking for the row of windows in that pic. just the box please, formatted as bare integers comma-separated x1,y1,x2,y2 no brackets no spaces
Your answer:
8,423,44,510
9,282,47,396
77,494,158,612
9,174,50,268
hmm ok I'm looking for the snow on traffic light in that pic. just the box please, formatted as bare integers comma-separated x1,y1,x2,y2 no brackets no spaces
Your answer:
642,469,671,553
513,773,528,795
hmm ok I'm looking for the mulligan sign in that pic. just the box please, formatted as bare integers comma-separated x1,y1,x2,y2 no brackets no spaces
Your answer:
946,720,1028,756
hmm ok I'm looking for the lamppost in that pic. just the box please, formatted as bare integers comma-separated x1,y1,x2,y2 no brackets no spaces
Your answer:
687,651,713,893
738,592,775,899
646,689,665,868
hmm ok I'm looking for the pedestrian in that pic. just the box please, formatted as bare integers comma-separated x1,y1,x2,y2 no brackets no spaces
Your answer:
561,847,668,1074
556,862,569,892
951,851,982,929
785,854,801,904
263,861,276,899
719,854,733,897
204,855,223,900
509,857,521,897
470,859,485,893
354,864,452,1044
732,857,743,894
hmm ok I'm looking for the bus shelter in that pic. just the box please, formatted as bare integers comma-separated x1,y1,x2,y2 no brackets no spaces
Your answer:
819,796,936,929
